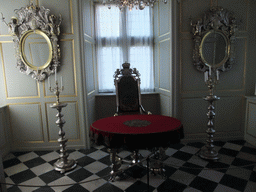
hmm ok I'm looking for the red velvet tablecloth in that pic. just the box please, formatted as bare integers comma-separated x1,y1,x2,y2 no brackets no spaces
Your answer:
90,115,184,149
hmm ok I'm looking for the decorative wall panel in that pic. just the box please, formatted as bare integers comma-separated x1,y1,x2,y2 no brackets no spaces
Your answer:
180,0,211,33
181,98,208,134
160,94,170,116
215,97,243,132
81,0,93,38
158,1,170,36
9,103,44,143
2,43,39,98
45,40,77,97
159,39,171,91
84,41,95,95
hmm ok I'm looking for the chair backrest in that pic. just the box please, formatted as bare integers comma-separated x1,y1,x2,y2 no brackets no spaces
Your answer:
114,62,142,115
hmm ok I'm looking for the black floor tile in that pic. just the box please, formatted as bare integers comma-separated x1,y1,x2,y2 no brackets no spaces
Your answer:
171,151,193,161
48,158,59,166
162,165,177,178
98,155,111,166
10,169,37,184
95,167,112,180
219,174,248,191
124,165,147,179
125,180,155,192
12,151,30,157
33,151,53,156
168,143,185,150
63,184,90,192
249,171,256,182
67,168,93,182
218,148,239,157
189,176,218,192
157,178,187,192
6,185,22,192
23,157,46,168
186,142,205,148
76,156,96,167
227,139,246,145
241,146,256,155
179,162,204,175
3,158,21,169
231,158,255,170
205,161,230,173
78,147,98,155
39,170,64,184
33,186,56,192
94,182,124,192
213,141,226,147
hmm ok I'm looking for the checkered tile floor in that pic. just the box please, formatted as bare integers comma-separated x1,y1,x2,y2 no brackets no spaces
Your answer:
2,140,256,192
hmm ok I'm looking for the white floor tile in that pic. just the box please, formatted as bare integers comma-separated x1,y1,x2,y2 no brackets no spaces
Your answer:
141,174,165,188
68,150,85,160
30,162,54,176
187,156,209,167
4,177,15,189
4,163,28,176
84,161,108,173
165,148,178,156
226,166,252,180
48,176,75,192
87,150,109,160
111,176,137,190
19,177,45,192
40,151,60,162
80,174,107,191
180,146,200,155
3,153,16,161
170,170,196,185
213,184,241,192
223,143,243,151
17,152,39,162
163,157,185,168
198,169,224,183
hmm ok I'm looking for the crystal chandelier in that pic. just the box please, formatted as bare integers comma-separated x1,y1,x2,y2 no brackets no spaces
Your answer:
102,0,168,11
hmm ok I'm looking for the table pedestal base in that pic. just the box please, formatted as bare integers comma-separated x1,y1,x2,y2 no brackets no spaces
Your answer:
108,147,167,181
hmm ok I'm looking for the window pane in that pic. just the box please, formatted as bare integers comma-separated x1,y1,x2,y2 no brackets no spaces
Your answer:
96,5,120,38
127,6,151,37
98,47,122,92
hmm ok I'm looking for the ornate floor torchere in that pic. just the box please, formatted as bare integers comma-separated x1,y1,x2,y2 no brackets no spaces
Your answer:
199,70,220,160
50,81,77,173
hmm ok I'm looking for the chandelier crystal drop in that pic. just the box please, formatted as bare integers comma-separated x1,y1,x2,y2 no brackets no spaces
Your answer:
102,0,168,11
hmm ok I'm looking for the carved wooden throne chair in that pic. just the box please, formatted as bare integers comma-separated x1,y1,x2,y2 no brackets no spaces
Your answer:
114,62,151,117
113,62,151,165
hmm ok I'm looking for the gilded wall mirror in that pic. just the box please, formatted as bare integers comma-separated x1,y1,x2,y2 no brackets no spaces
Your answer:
191,6,237,72
2,3,62,81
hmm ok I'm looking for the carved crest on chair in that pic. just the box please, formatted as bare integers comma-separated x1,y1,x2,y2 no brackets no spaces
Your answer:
113,62,141,83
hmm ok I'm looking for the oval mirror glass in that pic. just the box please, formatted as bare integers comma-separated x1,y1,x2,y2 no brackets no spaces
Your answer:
19,30,53,70
200,31,230,68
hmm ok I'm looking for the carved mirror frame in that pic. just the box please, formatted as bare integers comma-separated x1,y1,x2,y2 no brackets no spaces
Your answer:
2,3,62,81
191,6,237,72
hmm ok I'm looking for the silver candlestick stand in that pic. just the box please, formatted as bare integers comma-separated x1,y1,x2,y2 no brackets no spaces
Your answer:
199,68,220,160
49,80,77,173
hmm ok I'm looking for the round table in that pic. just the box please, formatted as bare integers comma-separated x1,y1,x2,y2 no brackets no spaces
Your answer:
90,114,184,149
90,114,184,181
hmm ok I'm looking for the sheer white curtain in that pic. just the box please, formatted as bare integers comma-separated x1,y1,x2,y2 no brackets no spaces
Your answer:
95,4,154,92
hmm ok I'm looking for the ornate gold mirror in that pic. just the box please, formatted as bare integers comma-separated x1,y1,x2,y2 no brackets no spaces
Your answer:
2,3,62,81
20,29,53,71
191,6,237,72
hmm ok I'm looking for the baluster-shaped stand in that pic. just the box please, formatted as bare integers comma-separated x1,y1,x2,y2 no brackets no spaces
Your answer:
199,69,220,160
50,81,77,173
